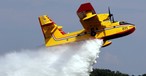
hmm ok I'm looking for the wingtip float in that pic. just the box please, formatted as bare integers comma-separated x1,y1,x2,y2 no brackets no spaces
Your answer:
38,2,136,48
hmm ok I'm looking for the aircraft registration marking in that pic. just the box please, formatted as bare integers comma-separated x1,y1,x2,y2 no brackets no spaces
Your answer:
122,27,128,30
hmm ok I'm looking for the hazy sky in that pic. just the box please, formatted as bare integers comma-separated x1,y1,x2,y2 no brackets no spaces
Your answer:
0,0,145,75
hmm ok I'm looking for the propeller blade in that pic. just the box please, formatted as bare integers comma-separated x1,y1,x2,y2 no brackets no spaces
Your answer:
108,7,112,21
108,7,115,23
108,7,111,15
112,16,115,23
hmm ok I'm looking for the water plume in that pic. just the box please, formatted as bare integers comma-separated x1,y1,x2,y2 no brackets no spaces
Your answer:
0,39,103,76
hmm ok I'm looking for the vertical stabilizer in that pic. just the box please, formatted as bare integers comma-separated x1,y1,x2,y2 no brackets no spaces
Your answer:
38,15,57,39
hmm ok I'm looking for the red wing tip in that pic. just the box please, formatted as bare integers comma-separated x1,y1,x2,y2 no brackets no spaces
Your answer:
77,2,95,13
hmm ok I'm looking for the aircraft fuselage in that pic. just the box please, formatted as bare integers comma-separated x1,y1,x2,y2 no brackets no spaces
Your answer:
42,22,135,47
97,24,136,40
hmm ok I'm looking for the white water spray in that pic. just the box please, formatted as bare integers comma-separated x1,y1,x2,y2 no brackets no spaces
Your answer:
0,39,103,76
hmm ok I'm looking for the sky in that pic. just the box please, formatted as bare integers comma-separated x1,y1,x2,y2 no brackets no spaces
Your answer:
0,0,145,75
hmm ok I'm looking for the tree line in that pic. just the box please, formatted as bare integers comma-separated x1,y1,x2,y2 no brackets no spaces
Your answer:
90,68,146,76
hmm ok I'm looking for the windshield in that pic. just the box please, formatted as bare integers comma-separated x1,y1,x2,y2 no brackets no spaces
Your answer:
119,21,134,25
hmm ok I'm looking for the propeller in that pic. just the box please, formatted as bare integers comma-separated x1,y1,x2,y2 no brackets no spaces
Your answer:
108,7,115,23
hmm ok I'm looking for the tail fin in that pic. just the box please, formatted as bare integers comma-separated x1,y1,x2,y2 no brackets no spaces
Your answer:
38,15,57,39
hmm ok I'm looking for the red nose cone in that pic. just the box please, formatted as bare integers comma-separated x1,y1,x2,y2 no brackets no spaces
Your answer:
129,26,136,34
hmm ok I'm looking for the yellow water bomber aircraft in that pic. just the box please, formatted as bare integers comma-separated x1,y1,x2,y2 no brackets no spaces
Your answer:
38,2,136,47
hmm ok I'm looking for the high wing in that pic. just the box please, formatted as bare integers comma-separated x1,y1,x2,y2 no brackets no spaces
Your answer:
77,3,102,34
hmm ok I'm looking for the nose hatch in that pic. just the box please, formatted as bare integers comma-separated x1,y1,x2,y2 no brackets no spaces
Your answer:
130,25,135,30
128,25,136,34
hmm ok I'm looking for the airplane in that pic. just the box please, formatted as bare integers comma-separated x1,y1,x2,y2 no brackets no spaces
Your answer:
38,2,135,47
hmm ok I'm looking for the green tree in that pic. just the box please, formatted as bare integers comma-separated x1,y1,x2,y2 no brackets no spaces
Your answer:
90,69,129,76
142,74,146,76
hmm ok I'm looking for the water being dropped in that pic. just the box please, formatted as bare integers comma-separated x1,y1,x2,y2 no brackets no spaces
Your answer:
0,39,103,76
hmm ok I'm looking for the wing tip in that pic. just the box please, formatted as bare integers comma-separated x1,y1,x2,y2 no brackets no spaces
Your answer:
77,2,95,13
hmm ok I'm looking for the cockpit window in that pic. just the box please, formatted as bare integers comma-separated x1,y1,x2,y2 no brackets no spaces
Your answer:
119,21,134,25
